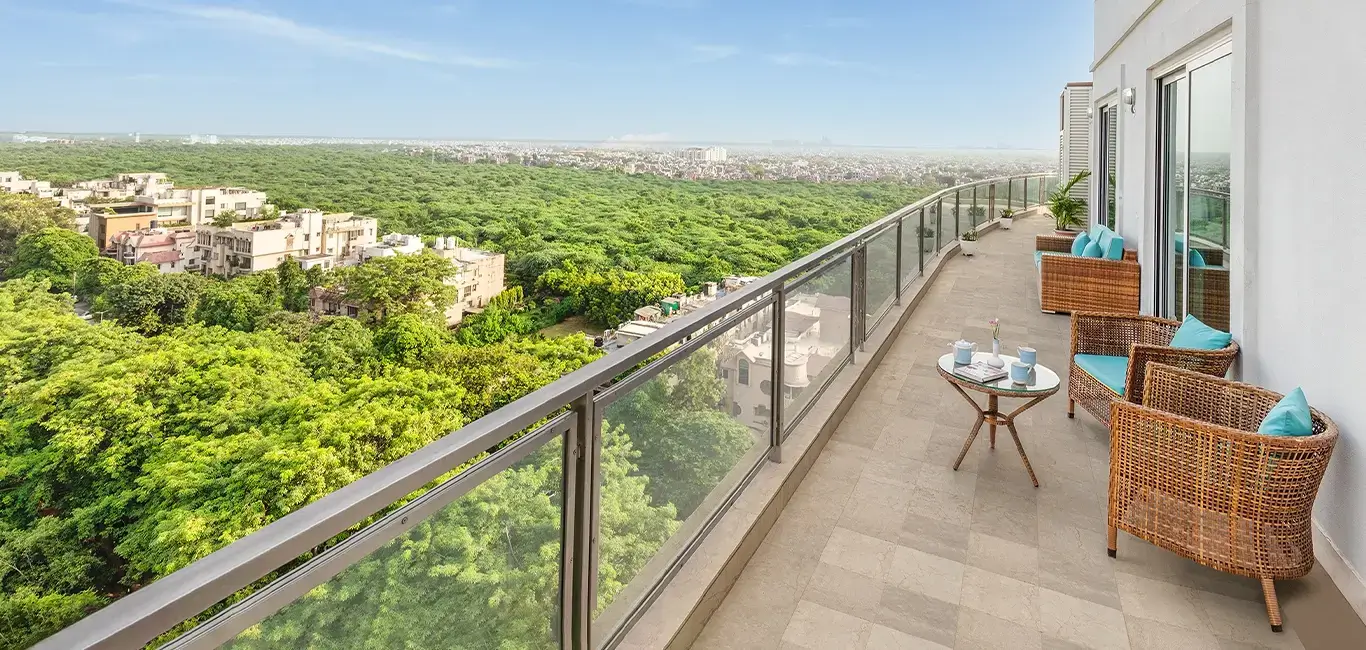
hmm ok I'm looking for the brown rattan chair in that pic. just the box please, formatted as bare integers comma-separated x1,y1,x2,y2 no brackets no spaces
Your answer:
1067,312,1239,425
1108,363,1338,632
1036,234,1141,315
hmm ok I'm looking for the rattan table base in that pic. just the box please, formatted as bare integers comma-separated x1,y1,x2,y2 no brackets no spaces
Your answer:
945,383,1054,487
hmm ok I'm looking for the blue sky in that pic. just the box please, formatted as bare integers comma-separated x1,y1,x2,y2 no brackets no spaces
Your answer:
0,0,1093,149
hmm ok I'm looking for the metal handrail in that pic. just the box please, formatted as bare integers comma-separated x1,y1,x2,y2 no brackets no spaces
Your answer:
35,172,1057,650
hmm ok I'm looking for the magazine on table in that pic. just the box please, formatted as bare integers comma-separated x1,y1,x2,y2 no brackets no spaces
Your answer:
953,361,1008,383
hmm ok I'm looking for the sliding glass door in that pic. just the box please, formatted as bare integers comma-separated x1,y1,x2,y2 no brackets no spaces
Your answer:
1096,104,1118,229
1156,47,1232,331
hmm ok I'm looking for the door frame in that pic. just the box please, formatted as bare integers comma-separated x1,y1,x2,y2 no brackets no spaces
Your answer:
1153,40,1232,320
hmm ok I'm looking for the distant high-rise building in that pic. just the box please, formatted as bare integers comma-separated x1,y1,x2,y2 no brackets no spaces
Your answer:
188,134,202,145
207,135,220,145
682,146,727,163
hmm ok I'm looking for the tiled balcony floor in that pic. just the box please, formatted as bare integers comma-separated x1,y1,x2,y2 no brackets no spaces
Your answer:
692,217,1363,650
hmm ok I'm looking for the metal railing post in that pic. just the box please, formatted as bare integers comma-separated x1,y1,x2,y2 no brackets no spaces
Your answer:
1023,178,1031,210
1006,177,1013,210
971,185,979,228
769,290,785,462
988,183,996,223
894,219,904,306
918,208,926,274
564,393,602,650
850,245,866,359
1039,177,1047,204
954,190,961,240
935,198,944,252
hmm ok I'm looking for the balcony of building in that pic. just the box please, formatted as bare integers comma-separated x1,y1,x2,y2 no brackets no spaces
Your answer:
33,176,1364,650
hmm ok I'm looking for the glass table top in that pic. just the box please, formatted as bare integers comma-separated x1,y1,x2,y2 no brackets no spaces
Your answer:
937,352,1061,394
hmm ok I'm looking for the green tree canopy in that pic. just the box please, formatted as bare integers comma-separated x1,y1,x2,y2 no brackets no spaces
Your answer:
7,227,100,291
332,253,458,323
0,193,77,270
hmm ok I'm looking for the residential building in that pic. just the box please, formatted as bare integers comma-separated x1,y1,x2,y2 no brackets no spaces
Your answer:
683,146,728,163
89,203,159,249
718,294,849,433
360,233,425,260
195,210,378,276
432,237,507,312
1092,0,1366,623
1059,81,1092,201
0,171,55,199
107,228,198,273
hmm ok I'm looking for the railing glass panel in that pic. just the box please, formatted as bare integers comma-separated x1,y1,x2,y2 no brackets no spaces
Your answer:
208,428,567,650
865,228,898,330
781,257,853,435
899,212,922,290
592,307,772,640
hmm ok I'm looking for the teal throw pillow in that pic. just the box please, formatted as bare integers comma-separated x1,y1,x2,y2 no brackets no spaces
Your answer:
1104,235,1125,260
1070,232,1091,256
1189,248,1207,267
1258,387,1314,436
1169,314,1232,350
1081,241,1103,258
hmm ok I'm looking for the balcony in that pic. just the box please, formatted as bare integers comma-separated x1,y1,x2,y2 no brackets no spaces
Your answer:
33,176,1364,650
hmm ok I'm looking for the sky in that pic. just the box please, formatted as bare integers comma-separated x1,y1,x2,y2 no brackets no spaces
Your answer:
0,0,1094,149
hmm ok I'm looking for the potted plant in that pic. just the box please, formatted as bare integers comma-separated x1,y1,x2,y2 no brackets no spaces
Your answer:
919,226,936,252
960,228,979,256
999,208,1015,230
1046,170,1091,235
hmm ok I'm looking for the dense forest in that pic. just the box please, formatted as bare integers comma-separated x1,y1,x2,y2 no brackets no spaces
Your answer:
0,144,930,648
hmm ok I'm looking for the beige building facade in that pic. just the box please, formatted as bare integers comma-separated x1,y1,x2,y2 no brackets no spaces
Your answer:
195,211,378,277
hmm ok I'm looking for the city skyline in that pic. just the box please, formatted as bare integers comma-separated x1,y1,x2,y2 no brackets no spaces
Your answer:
1,0,1093,149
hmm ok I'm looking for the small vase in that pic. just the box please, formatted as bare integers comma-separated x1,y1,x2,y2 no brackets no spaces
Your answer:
987,338,1005,368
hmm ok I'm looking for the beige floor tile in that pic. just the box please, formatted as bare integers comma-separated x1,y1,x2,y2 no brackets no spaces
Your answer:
1038,524,1121,610
960,566,1040,629
865,624,953,650
969,487,1039,547
965,531,1038,584
1038,587,1131,650
838,474,915,543
765,507,837,560
886,544,967,604
820,527,896,580
955,607,1042,650
1194,590,1306,649
875,585,960,648
781,600,873,650
874,420,936,461
905,485,975,528
916,463,979,499
1127,617,1222,650
1115,572,1210,632
803,561,885,621
898,511,972,563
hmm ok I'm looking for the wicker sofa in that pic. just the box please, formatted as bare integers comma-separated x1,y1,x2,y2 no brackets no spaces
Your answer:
1068,312,1239,425
1108,363,1338,632
1035,233,1141,315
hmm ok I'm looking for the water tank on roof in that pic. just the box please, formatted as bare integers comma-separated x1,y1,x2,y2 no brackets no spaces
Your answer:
784,350,811,388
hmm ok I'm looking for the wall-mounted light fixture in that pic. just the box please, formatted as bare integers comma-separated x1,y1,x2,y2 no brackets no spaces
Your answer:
1122,87,1137,113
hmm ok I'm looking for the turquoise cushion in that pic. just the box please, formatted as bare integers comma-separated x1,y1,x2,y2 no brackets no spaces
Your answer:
1258,387,1314,436
1169,314,1232,350
1189,248,1207,267
1104,235,1125,260
1096,228,1115,255
1081,241,1103,258
1070,232,1091,256
1033,250,1043,269
1074,354,1128,395
1090,224,1108,241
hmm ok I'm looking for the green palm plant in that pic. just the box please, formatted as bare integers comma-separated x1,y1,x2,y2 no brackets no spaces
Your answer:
1047,170,1092,232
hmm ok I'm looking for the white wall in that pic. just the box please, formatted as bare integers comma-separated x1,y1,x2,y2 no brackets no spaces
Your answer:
1094,0,1366,620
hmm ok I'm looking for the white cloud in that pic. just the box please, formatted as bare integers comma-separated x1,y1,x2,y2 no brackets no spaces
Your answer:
109,0,512,68
765,52,849,67
688,44,738,62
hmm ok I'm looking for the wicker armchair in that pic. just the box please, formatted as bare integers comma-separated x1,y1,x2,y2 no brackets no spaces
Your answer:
1108,363,1338,632
1068,312,1239,425
1036,234,1141,315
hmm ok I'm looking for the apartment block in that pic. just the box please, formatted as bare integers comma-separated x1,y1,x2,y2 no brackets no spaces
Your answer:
195,210,378,277
0,172,56,199
89,203,160,249
107,228,198,274
431,237,506,312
